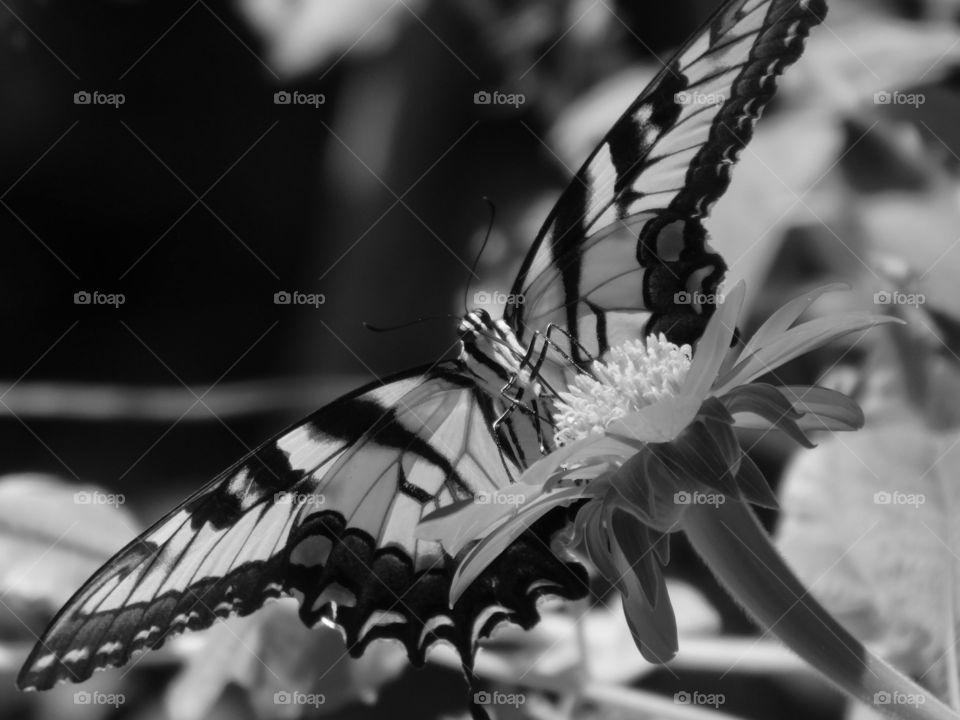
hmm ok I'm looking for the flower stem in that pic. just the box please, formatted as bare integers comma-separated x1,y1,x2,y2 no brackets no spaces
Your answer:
682,500,959,720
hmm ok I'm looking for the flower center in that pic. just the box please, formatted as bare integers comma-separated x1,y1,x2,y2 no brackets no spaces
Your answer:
553,334,692,446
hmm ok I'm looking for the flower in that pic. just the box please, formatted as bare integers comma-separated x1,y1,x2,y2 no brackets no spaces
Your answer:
552,335,692,446
418,283,958,718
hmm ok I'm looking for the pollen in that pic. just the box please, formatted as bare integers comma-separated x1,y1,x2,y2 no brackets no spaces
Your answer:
553,334,692,446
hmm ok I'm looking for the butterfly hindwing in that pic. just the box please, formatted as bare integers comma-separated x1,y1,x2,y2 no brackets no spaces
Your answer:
507,0,825,357
18,364,587,691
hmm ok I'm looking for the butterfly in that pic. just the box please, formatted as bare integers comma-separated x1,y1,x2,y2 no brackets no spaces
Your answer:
19,0,825,701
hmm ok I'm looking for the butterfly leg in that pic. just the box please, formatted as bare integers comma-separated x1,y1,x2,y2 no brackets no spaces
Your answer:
494,377,553,456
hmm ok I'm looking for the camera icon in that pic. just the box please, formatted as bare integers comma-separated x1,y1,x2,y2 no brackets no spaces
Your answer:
274,90,291,105
274,290,291,305
873,290,892,305
74,691,92,705
673,91,691,105
74,91,91,105
474,691,491,704
74,290,91,305
674,491,691,505
74,491,92,504
873,491,892,505
475,491,491,505
874,691,891,705
473,91,491,105
274,691,292,705
674,691,691,705
674,291,691,305
873,91,892,105
473,291,491,305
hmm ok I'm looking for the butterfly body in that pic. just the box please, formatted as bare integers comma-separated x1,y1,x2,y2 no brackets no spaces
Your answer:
19,0,826,698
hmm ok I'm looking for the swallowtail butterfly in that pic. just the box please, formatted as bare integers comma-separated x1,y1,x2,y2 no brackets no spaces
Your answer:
19,0,825,704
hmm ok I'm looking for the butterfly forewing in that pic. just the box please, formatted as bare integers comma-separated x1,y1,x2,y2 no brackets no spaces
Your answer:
507,0,825,358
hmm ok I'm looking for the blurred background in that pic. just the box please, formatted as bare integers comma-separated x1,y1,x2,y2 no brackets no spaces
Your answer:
2,0,960,718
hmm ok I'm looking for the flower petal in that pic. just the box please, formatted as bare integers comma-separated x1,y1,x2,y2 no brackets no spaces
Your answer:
605,395,702,444
417,483,542,556
682,281,746,402
610,511,678,664
734,452,780,510
739,283,849,360
713,313,902,395
448,484,590,604
779,385,865,431
721,383,814,448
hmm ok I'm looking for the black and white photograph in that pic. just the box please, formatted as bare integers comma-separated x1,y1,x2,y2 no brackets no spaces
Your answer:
2,0,960,719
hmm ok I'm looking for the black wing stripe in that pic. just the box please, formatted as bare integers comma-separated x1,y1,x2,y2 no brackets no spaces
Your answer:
506,0,824,351
18,364,588,692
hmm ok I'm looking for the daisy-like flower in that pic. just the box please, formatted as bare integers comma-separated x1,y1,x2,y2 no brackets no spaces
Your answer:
419,282,959,720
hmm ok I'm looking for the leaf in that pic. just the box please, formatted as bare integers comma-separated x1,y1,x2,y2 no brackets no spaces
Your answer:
777,420,960,698
0,474,141,637
237,0,425,75
166,598,406,720
684,500,956,719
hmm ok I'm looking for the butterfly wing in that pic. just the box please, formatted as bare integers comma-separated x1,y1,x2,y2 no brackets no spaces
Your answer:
506,0,825,359
18,363,587,691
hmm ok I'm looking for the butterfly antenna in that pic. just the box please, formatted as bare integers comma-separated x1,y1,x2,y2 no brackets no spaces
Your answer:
363,315,457,333
463,197,496,315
